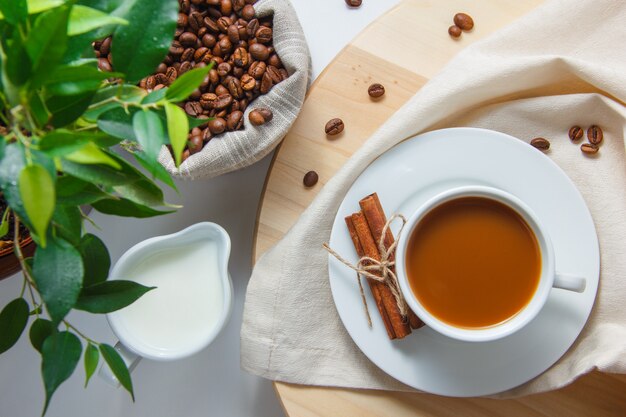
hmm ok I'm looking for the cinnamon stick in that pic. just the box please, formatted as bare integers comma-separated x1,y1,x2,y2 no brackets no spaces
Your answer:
360,193,425,330
350,212,412,339
346,215,396,339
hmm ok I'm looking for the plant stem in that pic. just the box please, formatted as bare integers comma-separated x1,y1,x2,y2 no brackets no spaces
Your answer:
13,216,38,314
63,320,97,345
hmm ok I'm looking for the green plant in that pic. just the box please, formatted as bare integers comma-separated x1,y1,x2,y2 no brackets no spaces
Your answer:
0,0,212,413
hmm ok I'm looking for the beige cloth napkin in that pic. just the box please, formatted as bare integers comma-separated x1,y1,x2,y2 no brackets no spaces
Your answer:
241,0,626,396
158,0,312,179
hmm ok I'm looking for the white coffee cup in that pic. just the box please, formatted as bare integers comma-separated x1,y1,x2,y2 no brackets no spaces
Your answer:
98,223,233,386
396,185,586,343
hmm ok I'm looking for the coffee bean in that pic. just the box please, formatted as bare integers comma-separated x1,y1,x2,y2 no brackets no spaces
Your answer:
249,108,273,125
581,143,599,155
221,0,233,15
227,77,244,98
200,92,218,109
98,57,112,72
189,88,202,100
179,61,193,74
217,16,231,33
155,73,168,84
215,84,229,96
188,135,204,154
100,36,111,55
233,46,249,67
227,24,240,43
345,0,362,7
568,125,583,141
227,110,244,130
177,13,188,27
180,32,198,47
241,4,255,20
260,72,273,93
246,19,259,37
217,62,232,77
453,13,474,31
240,74,256,90
279,68,289,80
181,149,191,162
181,47,195,62
325,118,344,136
169,41,185,56
146,75,157,90
204,17,220,33
208,117,227,134
266,66,282,84
202,33,217,48
587,125,603,145
249,43,269,61
256,26,273,44
184,101,203,117
303,171,319,187
248,61,266,78
234,0,245,12
368,83,385,98
530,137,550,151
448,25,462,38
218,37,233,54
215,93,234,110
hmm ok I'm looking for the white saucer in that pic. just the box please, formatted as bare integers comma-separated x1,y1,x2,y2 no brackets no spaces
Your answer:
328,128,599,397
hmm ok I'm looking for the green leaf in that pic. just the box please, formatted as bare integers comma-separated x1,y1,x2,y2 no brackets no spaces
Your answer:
0,298,29,354
78,0,124,13
61,159,135,186
165,65,212,103
25,5,70,85
27,0,66,14
132,109,167,161
39,130,120,156
84,85,145,121
0,0,27,25
188,115,211,129
0,206,10,239
33,237,84,324
110,0,177,82
19,164,55,247
29,318,56,353
68,5,127,36
97,107,137,141
133,151,177,190
64,142,122,169
47,91,97,128
46,64,122,96
84,343,99,387
0,144,30,228
41,331,82,414
29,93,50,127
56,176,109,206
164,102,188,167
104,152,168,207
100,343,134,400
92,198,174,218
141,88,168,104
52,205,82,246
79,233,110,287
76,280,154,313
5,29,31,86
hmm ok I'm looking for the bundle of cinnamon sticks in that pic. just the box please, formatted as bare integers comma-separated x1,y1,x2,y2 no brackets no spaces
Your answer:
345,193,424,340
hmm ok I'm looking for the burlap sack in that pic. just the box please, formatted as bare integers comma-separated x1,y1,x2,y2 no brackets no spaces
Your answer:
159,0,311,179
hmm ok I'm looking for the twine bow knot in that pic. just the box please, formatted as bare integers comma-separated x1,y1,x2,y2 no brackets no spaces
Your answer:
323,214,409,327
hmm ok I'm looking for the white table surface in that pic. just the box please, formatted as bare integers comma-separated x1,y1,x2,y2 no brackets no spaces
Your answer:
0,1,401,416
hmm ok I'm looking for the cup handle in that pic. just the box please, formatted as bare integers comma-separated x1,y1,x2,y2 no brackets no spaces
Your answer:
554,273,586,293
98,341,141,387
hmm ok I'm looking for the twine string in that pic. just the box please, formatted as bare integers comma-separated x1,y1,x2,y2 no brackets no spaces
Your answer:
323,214,410,328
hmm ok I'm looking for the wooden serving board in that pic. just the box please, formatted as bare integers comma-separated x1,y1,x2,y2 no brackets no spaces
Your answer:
253,0,626,416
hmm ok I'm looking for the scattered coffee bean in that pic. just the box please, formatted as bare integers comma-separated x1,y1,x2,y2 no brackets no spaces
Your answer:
453,13,474,31
325,118,345,136
587,125,603,145
448,25,462,38
345,0,362,7
568,125,583,141
93,0,287,158
581,143,599,155
530,137,550,151
368,83,385,98
249,108,273,126
303,171,319,187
